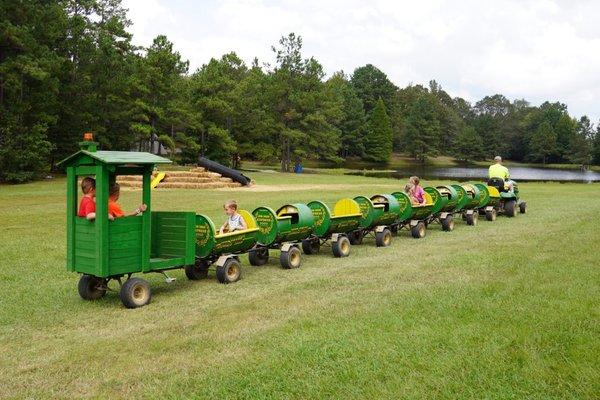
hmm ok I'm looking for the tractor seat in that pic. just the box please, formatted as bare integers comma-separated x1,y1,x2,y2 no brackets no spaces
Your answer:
487,178,508,193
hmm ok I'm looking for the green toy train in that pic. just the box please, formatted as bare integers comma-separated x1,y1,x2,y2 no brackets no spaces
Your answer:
61,136,526,308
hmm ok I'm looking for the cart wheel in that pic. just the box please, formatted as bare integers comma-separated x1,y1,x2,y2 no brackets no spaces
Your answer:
332,236,351,257
280,246,301,269
119,278,151,308
78,275,107,300
519,202,527,214
441,215,454,232
466,212,478,226
216,258,242,284
375,228,392,247
505,200,516,217
411,222,426,238
185,260,209,280
301,237,320,255
249,248,269,266
348,230,364,245
485,209,497,222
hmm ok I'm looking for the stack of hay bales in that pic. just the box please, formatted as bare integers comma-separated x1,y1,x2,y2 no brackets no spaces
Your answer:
117,167,243,189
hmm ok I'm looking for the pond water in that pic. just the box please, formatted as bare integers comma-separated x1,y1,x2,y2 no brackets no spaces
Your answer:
347,166,600,183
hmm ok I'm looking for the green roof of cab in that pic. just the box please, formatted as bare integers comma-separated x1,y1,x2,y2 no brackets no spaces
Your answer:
58,150,172,167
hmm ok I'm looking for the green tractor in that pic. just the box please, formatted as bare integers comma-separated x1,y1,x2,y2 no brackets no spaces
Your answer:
486,178,527,218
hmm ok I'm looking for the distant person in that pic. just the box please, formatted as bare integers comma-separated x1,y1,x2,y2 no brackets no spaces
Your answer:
409,176,426,205
488,156,514,190
77,177,96,220
219,200,247,234
108,183,147,220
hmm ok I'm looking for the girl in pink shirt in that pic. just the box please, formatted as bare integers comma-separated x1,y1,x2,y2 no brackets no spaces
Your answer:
410,176,426,205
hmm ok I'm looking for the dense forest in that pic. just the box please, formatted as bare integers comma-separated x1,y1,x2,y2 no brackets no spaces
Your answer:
2,1,600,182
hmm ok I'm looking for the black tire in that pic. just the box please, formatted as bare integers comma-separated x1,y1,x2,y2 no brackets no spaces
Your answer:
411,222,426,238
504,200,516,217
375,228,392,247
119,278,151,308
332,236,351,257
301,237,320,255
485,209,497,222
466,212,478,226
280,246,301,269
390,224,399,236
519,202,527,214
185,260,209,280
78,275,107,300
248,248,269,266
216,258,242,284
441,215,454,232
348,230,364,245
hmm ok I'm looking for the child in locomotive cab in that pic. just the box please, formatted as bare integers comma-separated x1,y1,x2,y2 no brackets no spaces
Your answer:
108,183,147,220
78,177,96,220
219,199,247,234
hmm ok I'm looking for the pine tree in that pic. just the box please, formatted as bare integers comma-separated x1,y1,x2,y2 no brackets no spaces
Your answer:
454,126,484,162
362,99,392,163
404,95,441,162
529,121,557,164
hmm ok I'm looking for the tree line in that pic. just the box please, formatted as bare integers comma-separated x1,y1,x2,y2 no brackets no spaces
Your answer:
2,0,600,182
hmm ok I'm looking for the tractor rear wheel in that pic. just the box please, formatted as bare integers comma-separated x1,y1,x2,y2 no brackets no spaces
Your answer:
466,212,478,226
301,237,320,255
119,278,151,308
348,230,364,245
441,215,454,232
519,202,527,214
249,248,269,266
411,222,427,238
375,228,392,247
505,200,516,217
216,258,242,283
280,246,302,269
485,209,497,221
78,275,107,300
185,260,209,280
332,236,351,257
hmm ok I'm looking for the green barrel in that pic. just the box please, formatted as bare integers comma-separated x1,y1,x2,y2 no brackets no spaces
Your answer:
307,198,362,237
391,191,434,221
461,183,482,209
353,194,399,228
436,185,459,212
473,183,500,208
195,212,259,258
424,187,447,215
252,203,315,246
451,184,469,211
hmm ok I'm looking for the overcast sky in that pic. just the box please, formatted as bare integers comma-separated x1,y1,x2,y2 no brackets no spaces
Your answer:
123,0,600,123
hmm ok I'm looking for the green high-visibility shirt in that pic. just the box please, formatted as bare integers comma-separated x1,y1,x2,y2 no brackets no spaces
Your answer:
488,163,510,179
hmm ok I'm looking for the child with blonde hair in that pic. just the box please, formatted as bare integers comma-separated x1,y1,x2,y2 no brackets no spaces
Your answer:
219,200,247,234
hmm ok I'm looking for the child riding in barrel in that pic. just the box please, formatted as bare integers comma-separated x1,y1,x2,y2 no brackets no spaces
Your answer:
409,176,426,205
219,200,247,234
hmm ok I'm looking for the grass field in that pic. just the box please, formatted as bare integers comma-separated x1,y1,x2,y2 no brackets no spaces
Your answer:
1,173,599,399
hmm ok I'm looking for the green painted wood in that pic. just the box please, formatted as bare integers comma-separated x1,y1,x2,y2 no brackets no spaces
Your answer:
66,166,76,271
185,213,196,265
74,165,96,175
149,257,187,270
58,150,171,167
141,167,151,272
95,165,109,277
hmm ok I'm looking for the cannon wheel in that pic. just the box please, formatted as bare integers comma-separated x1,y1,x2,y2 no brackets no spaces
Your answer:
185,260,209,280
519,202,527,214
78,275,107,300
505,200,516,217
280,246,302,269
332,236,351,257
466,212,478,226
441,215,454,232
216,258,242,284
411,222,426,239
301,237,320,255
119,278,151,308
249,248,269,266
485,209,497,222
375,228,392,247
348,230,364,245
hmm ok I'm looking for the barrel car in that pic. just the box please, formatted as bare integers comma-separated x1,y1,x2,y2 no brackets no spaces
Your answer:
423,185,460,231
351,194,400,246
389,191,435,238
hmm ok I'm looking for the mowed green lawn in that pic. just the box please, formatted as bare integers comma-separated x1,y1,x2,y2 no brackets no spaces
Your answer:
0,173,599,399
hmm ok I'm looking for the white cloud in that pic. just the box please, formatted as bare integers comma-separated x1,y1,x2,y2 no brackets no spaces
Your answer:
123,0,600,122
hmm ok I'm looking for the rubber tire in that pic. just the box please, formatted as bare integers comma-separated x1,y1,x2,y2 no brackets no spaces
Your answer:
390,224,399,236
119,278,151,309
301,237,320,255
485,209,497,222
441,215,454,232
216,258,242,284
249,248,269,266
280,246,302,269
504,200,516,217
78,275,107,300
348,230,364,245
519,202,527,214
375,228,392,247
185,260,209,280
411,222,426,238
466,212,478,226
332,236,351,257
